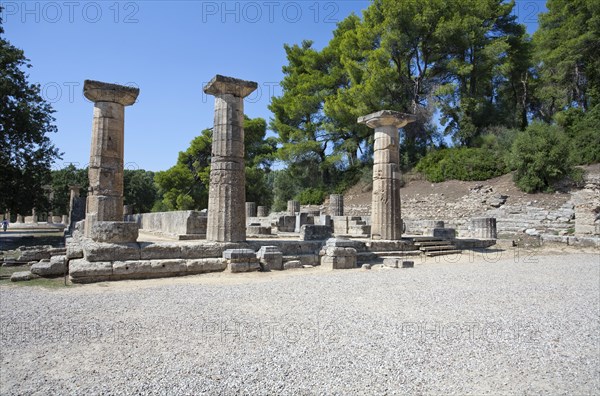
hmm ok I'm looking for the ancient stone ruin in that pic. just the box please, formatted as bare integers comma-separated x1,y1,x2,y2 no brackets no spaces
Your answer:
358,110,415,240
83,80,140,243
6,78,531,284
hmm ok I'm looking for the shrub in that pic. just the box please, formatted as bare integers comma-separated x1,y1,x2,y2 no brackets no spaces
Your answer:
294,188,327,205
510,122,573,193
415,147,506,182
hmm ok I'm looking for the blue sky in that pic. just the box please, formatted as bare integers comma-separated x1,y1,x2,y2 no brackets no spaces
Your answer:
2,0,546,172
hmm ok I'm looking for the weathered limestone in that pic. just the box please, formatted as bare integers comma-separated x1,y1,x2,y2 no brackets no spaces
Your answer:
223,248,260,273
470,217,498,239
204,75,257,242
358,110,415,240
245,202,257,218
330,194,344,216
295,212,313,233
31,255,66,277
320,238,358,269
83,80,139,241
300,225,332,241
256,246,283,271
256,206,269,217
287,200,300,216
129,210,207,240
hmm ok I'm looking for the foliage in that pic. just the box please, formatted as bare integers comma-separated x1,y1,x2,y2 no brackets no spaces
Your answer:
50,165,88,215
155,117,276,212
294,188,327,205
531,0,600,119
154,129,212,211
0,13,62,215
555,105,600,165
415,147,507,182
510,122,573,193
123,169,157,214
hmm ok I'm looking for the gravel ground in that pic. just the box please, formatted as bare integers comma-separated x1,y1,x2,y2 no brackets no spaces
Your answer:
1,249,599,395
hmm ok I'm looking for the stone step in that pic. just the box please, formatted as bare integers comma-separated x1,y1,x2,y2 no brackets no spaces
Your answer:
425,250,462,257
419,245,458,252
414,240,453,247
373,250,422,258
411,236,445,242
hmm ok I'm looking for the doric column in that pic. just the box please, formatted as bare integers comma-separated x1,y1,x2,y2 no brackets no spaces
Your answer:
287,200,300,216
358,110,415,240
83,80,139,238
256,206,268,217
330,194,344,216
204,75,257,242
245,202,257,218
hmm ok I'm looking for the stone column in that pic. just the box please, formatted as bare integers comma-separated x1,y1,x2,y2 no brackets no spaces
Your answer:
16,215,23,223
83,80,140,240
204,75,257,242
31,208,38,223
288,200,300,216
358,110,415,240
470,217,497,239
245,202,257,218
330,194,344,216
257,206,268,217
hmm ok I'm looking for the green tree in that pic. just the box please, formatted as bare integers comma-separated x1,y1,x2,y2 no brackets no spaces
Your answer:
124,169,157,214
435,0,530,145
155,117,276,211
532,0,600,118
50,165,88,215
154,128,212,211
0,12,61,215
511,122,573,193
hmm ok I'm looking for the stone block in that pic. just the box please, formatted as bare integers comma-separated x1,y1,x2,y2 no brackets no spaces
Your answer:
83,242,141,262
283,260,303,270
257,246,283,271
230,260,261,273
223,249,256,259
433,228,456,240
295,212,313,233
180,242,244,259
247,225,271,235
383,258,399,268
277,216,296,232
31,255,66,277
139,242,182,260
112,260,187,276
11,271,37,282
187,258,228,273
66,240,84,260
90,221,139,243
16,246,52,262
402,261,414,268
69,259,113,280
300,225,332,241
325,238,359,248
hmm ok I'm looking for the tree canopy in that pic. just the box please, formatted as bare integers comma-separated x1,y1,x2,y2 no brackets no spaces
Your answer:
0,12,62,215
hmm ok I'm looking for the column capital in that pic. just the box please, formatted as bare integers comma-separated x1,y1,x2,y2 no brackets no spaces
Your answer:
203,75,257,98
83,80,139,106
358,110,416,129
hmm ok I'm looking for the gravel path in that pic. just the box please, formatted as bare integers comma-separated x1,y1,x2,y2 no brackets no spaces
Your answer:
1,250,599,395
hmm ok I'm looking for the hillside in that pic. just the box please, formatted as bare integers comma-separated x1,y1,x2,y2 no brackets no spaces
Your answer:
338,164,600,236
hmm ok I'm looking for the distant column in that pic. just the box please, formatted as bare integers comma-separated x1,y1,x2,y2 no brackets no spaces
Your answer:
358,110,415,240
330,194,344,216
83,80,139,238
257,206,269,217
470,217,497,239
287,200,300,216
204,75,257,242
245,202,257,218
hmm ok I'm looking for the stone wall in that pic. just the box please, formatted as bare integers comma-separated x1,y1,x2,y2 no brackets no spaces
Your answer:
127,211,207,239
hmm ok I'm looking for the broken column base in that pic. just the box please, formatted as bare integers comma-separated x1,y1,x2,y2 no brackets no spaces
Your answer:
89,221,139,243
